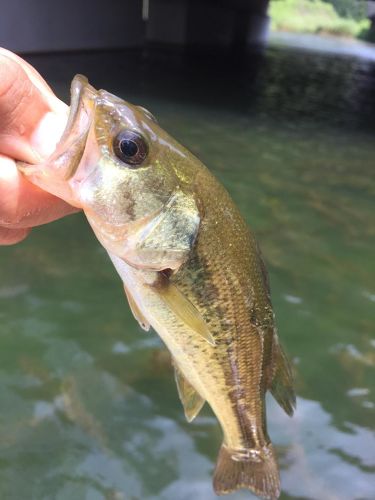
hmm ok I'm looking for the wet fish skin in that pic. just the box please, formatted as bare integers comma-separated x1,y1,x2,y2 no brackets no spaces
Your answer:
18,75,295,499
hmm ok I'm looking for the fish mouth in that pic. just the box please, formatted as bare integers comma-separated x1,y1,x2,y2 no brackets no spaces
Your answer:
61,75,96,144
18,75,98,205
20,75,97,181
59,74,97,181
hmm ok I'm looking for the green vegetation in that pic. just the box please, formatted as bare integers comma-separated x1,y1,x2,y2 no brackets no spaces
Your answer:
327,0,367,21
269,0,370,38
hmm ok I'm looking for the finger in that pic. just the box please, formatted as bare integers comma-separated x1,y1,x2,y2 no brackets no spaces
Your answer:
0,48,65,111
0,52,68,163
0,227,31,245
0,154,78,229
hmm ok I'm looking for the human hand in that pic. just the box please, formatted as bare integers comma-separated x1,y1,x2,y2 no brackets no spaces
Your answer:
0,48,78,245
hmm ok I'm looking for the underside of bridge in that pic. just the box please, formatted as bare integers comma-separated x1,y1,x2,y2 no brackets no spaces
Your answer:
0,0,270,54
146,0,270,48
1,0,374,54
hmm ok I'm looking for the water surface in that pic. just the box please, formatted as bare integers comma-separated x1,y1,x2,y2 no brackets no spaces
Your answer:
0,39,374,499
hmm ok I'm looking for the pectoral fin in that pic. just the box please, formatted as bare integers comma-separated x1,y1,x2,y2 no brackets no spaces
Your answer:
156,277,215,346
123,284,150,332
269,338,296,417
173,361,205,422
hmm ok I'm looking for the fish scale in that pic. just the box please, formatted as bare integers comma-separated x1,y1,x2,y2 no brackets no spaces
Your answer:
170,176,273,451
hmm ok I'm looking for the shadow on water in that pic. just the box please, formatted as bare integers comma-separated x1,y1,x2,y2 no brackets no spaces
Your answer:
0,39,374,499
26,41,375,131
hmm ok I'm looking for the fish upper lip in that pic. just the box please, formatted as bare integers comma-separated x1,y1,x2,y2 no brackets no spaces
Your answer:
53,75,97,182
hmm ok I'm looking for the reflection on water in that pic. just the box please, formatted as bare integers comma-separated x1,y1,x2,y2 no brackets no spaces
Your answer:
270,398,375,500
0,39,374,499
270,31,375,62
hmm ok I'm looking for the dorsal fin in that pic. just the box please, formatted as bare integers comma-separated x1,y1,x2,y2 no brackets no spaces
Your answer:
255,242,296,416
123,284,150,331
173,361,205,422
269,337,296,416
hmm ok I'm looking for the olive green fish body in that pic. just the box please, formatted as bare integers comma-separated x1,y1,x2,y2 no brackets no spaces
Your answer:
19,75,295,500
110,162,285,498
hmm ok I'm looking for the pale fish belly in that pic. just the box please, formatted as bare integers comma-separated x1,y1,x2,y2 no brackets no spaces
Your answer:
108,252,245,447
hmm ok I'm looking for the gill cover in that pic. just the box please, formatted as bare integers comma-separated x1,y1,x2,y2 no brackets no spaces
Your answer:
19,74,201,272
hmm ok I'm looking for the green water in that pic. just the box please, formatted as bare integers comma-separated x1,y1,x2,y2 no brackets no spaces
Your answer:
0,43,374,499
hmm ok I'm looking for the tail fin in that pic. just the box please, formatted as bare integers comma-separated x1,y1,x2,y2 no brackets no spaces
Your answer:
213,444,280,499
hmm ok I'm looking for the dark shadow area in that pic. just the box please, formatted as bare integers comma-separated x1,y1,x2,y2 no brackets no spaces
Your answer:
25,44,375,132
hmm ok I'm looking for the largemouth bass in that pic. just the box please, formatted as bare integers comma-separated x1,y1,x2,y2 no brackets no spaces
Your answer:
19,75,295,499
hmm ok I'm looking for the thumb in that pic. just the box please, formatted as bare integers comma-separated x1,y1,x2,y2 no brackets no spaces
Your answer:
0,49,68,163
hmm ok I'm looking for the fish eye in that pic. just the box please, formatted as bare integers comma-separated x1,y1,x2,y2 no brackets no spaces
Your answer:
113,130,148,167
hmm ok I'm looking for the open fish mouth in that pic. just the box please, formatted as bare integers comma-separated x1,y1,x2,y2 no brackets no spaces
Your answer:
59,75,97,180
17,75,98,205
17,75,97,184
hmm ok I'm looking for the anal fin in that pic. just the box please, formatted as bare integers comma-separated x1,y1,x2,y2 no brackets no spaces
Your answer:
173,361,205,422
269,338,296,417
123,284,150,331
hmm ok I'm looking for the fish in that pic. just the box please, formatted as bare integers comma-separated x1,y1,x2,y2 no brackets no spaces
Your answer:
19,75,296,499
